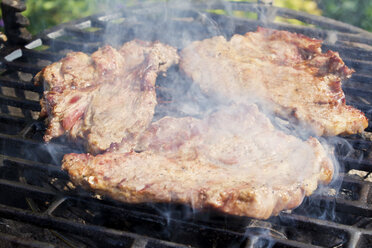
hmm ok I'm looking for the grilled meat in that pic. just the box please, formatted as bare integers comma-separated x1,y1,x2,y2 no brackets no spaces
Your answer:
180,27,368,136
35,40,179,153
63,104,333,219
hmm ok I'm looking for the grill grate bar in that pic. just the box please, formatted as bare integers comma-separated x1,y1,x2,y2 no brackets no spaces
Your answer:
347,231,362,248
21,49,64,61
4,61,43,74
0,94,40,111
343,138,372,147
64,26,104,42
0,133,79,163
0,198,326,248
0,203,194,248
358,183,370,205
341,157,372,173
343,59,372,75
40,8,372,55
2,155,67,178
312,195,372,218
323,44,372,61
1,154,372,247
243,236,323,248
280,212,371,237
337,174,372,186
0,76,42,92
131,238,148,248
0,179,57,200
209,13,372,46
217,1,372,35
1,152,368,247
41,36,101,53
344,87,372,100
347,75,372,85
0,112,26,125
274,7,370,35
0,233,55,248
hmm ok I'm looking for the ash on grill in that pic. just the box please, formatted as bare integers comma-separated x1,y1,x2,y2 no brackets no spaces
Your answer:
1,1,372,248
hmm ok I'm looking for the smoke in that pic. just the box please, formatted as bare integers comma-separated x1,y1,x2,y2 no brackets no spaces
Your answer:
92,0,348,219
34,1,364,246
132,0,354,224
95,1,230,48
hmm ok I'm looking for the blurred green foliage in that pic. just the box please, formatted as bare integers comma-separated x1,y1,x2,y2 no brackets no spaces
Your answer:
0,0,371,35
22,0,165,34
23,0,98,34
316,0,372,31
274,0,321,26
275,0,321,15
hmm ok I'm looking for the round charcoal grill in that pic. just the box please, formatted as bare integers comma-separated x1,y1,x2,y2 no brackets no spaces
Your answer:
0,1,372,248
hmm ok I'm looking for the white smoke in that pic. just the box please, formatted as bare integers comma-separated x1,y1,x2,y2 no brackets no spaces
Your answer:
37,1,363,246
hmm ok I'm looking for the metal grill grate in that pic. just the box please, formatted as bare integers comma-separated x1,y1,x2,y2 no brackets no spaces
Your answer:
0,2,372,247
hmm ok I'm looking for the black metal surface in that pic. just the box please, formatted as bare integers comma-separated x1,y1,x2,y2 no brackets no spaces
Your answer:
0,0,32,45
0,2,372,247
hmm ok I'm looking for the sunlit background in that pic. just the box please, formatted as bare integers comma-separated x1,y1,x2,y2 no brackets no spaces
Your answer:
1,0,372,35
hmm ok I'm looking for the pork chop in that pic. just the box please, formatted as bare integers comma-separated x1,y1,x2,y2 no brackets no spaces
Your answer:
180,27,368,136
35,40,179,153
62,104,333,219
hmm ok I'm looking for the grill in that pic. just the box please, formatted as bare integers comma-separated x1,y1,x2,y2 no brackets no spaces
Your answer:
1,1,372,247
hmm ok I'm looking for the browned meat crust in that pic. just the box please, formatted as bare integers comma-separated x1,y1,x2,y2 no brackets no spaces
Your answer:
62,104,333,219
180,27,368,136
35,40,179,153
